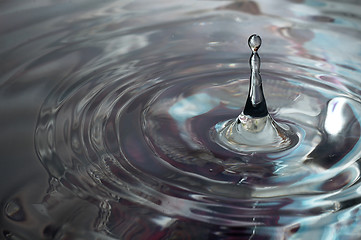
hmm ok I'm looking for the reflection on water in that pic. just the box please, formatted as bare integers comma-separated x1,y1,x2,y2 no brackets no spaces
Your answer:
1,0,361,239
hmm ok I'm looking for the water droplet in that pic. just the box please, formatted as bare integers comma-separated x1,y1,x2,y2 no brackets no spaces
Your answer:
213,34,299,153
243,34,267,118
248,34,262,52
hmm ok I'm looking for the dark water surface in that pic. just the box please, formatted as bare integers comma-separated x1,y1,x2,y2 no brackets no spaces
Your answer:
1,0,361,239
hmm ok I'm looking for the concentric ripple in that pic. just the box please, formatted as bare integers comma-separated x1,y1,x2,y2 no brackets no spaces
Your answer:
36,49,361,226
16,0,361,239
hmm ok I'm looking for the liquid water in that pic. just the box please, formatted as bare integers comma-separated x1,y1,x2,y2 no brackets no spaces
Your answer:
214,34,300,153
1,0,361,239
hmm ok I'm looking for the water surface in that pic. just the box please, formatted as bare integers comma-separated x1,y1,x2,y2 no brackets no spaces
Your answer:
1,0,361,239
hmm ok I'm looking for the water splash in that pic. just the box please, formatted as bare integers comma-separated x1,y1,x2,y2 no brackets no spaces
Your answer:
31,28,361,238
2,1,361,239
213,34,299,153
243,34,268,118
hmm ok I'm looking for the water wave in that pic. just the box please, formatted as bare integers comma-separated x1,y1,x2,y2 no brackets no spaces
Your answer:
2,0,361,239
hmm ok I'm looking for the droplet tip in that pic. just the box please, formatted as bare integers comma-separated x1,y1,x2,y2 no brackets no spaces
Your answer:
248,34,262,52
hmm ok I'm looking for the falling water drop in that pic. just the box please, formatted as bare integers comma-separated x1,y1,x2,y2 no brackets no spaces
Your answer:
212,34,299,153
